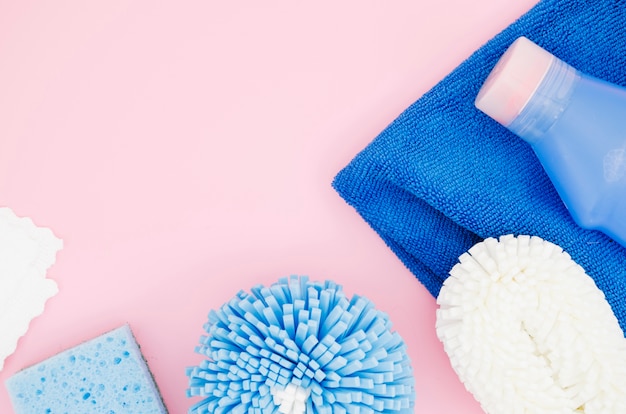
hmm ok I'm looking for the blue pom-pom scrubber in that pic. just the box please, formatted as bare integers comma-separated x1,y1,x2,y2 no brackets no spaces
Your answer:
186,275,415,414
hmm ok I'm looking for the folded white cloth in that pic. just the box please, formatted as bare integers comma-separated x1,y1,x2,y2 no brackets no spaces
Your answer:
0,207,62,371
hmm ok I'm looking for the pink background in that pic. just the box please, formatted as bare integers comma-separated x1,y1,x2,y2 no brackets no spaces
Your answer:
0,1,538,412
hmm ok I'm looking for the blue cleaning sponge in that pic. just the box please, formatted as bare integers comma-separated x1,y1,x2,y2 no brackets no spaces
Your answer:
6,324,168,414
187,275,415,414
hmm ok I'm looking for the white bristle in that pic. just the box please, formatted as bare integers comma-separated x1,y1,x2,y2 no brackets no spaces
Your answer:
271,383,311,414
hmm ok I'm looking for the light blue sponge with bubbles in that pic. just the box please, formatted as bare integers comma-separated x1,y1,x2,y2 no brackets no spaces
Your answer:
6,324,168,414
187,275,415,414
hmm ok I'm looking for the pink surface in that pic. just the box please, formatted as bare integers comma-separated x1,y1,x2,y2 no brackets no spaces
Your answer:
0,1,538,412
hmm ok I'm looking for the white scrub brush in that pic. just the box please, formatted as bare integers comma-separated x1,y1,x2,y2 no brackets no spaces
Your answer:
436,234,626,413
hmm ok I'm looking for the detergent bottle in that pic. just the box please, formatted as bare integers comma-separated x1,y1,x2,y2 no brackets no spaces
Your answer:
475,36,626,248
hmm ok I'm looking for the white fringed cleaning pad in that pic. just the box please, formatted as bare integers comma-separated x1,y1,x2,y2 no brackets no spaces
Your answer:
436,235,626,413
0,207,62,371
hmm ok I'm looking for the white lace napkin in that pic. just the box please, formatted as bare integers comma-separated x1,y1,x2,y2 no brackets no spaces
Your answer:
0,207,62,371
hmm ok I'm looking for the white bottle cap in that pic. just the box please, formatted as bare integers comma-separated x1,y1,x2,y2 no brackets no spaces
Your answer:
475,37,554,126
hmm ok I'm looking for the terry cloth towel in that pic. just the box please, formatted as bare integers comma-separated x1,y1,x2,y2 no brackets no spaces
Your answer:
332,0,626,332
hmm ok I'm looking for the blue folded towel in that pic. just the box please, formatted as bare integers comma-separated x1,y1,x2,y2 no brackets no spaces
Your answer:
332,0,626,331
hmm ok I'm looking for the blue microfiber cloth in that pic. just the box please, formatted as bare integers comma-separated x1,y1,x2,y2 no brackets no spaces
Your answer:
6,325,168,413
332,0,626,332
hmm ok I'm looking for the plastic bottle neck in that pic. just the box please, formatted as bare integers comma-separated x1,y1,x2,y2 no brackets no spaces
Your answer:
507,58,580,143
